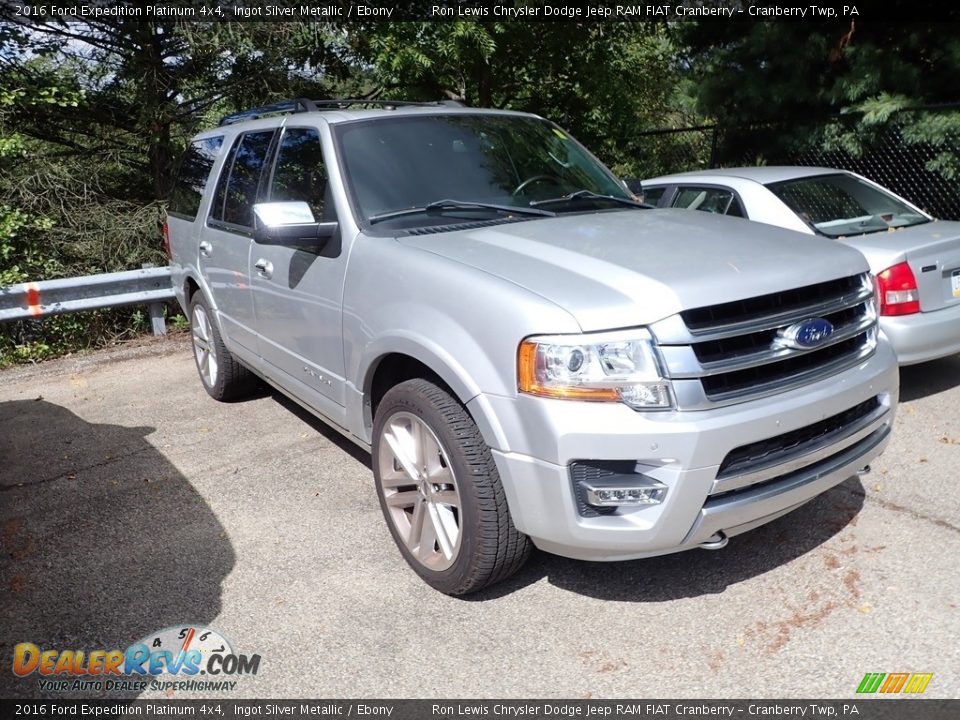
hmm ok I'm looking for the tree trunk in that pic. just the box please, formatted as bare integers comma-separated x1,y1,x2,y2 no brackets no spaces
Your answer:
477,61,493,108
139,22,177,201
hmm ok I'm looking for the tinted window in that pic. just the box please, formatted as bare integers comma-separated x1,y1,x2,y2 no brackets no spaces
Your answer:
672,186,739,215
213,131,275,227
726,198,745,217
335,115,631,227
767,174,928,237
641,186,666,206
169,137,223,220
269,128,329,221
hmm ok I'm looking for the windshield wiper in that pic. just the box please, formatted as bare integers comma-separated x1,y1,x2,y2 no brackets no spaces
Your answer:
529,189,651,209
368,199,556,225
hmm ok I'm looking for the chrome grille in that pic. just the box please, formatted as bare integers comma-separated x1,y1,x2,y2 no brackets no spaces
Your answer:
651,273,877,409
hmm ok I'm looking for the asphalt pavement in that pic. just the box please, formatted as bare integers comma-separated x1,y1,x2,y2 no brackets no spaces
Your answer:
1,334,957,699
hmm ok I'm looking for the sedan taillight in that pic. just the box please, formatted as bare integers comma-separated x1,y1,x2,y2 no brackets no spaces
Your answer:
876,262,920,316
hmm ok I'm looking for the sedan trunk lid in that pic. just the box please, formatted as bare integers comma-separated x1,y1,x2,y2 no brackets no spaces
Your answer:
843,220,960,312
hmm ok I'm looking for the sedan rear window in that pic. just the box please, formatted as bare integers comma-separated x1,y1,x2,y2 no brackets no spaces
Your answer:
767,174,929,237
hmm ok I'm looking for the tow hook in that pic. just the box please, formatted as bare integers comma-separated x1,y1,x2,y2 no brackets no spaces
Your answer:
699,531,729,550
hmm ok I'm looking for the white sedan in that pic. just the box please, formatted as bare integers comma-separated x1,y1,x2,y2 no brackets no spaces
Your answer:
638,167,960,365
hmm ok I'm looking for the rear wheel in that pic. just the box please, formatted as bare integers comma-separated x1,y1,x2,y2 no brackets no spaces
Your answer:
189,294,256,401
372,379,531,595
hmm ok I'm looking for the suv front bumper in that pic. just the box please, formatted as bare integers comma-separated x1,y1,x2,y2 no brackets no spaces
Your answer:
469,340,898,561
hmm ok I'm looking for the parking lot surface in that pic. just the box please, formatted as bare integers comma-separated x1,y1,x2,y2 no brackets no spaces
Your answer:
1,335,958,699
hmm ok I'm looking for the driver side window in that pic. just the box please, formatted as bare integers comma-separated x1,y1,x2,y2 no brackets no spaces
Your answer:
269,128,333,222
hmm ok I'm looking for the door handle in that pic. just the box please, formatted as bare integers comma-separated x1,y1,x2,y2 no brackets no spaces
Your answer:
199,240,213,257
255,258,273,279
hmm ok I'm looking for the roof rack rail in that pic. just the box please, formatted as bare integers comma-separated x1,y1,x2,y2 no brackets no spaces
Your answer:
219,98,318,126
309,99,466,109
218,98,467,125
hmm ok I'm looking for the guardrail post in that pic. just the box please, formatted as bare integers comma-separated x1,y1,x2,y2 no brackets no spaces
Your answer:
142,263,167,337
148,302,167,336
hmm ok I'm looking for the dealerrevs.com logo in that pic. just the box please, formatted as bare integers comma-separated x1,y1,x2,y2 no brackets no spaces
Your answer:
13,625,260,693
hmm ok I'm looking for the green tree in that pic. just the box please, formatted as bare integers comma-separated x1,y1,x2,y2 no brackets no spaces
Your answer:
680,16,960,168
350,21,693,175
0,16,350,362
0,79,80,286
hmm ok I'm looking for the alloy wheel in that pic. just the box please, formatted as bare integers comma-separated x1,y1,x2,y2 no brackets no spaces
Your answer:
377,411,463,571
191,305,219,389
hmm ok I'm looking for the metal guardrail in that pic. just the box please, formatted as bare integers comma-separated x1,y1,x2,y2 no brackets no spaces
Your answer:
0,266,175,336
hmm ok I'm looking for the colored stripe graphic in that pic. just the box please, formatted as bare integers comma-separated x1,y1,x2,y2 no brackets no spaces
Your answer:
903,673,933,694
880,673,909,693
857,673,885,693
857,672,932,694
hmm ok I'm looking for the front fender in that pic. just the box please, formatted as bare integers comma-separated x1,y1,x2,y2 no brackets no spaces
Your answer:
341,238,580,449
352,327,514,451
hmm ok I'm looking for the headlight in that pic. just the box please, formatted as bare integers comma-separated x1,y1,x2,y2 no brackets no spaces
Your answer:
517,328,672,410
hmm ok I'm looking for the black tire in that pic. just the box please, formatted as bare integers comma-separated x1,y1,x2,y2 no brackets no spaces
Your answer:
189,293,257,402
372,378,531,595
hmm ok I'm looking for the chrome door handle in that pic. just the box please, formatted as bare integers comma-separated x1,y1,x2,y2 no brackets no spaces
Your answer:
254,258,273,279
199,240,213,257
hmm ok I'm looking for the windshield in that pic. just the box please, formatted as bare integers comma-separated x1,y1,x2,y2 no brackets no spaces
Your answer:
766,173,929,237
334,114,634,229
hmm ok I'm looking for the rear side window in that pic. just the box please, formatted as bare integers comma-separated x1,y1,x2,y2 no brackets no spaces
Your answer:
672,186,744,217
169,137,223,220
269,128,330,221
210,130,276,228
641,186,666,206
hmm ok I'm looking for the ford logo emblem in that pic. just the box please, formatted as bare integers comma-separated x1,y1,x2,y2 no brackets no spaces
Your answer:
778,318,835,349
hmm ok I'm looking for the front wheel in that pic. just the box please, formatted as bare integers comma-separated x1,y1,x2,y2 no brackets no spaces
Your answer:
372,379,531,595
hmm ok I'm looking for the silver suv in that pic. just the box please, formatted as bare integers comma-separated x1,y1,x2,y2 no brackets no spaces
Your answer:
166,99,899,595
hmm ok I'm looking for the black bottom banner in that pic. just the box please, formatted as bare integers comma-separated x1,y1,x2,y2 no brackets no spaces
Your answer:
2,699,958,720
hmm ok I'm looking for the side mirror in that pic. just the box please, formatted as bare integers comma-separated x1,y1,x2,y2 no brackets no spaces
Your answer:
252,201,337,247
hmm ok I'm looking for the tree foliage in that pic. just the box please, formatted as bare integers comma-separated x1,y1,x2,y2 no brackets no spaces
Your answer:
0,17,351,363
680,16,960,166
351,22,688,174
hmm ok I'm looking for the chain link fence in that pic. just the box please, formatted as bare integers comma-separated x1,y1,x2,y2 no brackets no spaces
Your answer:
637,106,960,220
631,125,718,180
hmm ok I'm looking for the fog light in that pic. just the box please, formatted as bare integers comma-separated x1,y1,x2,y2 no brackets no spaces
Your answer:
582,480,667,507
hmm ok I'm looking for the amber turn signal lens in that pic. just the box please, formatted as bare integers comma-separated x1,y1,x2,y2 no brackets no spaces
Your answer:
517,340,620,401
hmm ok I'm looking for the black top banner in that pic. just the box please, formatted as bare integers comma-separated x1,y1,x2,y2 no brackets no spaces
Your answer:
3,0,960,23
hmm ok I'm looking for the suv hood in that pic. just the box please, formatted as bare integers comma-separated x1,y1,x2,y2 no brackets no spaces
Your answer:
398,209,868,332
